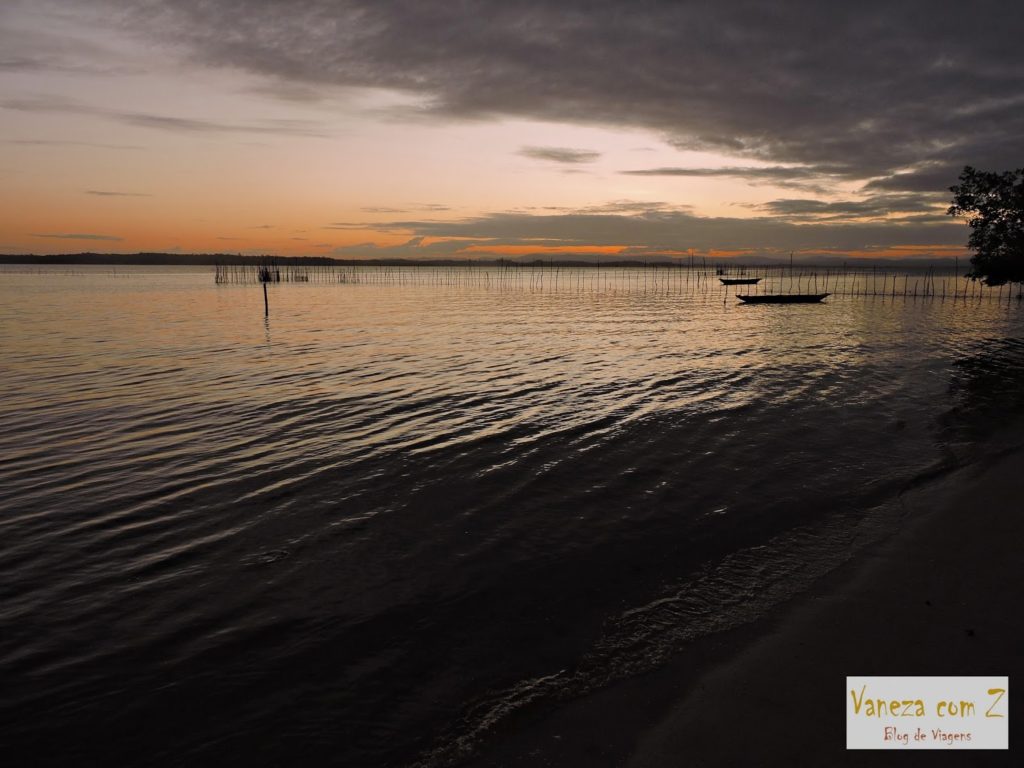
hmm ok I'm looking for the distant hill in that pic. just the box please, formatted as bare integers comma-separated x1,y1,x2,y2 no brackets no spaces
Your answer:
0,252,964,269
0,253,343,267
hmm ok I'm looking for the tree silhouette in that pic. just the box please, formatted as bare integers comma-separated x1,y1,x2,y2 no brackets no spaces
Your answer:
948,166,1024,286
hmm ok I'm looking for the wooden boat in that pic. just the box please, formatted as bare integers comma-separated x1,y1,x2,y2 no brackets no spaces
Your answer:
720,277,761,285
736,293,830,304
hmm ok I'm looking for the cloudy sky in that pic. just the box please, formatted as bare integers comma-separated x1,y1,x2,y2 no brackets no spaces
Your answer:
2,0,1021,260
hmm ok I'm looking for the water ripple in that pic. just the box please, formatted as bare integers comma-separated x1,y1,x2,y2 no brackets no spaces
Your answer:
1,266,1022,766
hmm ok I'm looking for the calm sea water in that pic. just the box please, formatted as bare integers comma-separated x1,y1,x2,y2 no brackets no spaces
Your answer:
2,266,1022,766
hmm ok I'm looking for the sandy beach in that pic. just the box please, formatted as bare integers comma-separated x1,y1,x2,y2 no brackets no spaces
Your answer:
471,438,1023,767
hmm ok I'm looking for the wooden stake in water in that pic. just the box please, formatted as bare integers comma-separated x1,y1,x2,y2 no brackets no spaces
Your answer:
257,262,272,317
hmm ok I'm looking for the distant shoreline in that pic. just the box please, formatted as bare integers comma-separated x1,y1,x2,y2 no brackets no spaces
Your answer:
0,253,966,269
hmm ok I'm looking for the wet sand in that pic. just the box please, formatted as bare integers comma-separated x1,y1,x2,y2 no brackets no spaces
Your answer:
471,444,1023,767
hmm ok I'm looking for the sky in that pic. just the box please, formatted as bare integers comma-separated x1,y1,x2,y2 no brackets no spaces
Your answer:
2,0,1022,261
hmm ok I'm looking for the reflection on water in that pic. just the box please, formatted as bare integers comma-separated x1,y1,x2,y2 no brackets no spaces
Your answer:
0,266,1022,766
941,337,1024,444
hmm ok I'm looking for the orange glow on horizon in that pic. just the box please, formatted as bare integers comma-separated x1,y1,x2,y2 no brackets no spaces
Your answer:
459,244,628,256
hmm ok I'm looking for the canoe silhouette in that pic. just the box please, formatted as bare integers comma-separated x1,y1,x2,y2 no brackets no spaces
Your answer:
736,293,830,304
720,277,762,285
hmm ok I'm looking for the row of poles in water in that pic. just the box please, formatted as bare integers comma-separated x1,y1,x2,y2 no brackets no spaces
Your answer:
215,260,1022,306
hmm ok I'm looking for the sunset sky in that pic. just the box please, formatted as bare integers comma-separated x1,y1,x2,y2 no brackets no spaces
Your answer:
2,1,1022,260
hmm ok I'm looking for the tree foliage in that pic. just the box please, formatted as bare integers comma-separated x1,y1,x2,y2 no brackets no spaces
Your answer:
948,166,1024,286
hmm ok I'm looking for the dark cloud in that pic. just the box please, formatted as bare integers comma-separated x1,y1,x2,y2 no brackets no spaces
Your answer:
755,193,945,221
620,164,839,191
31,232,122,241
0,56,47,71
2,96,329,137
864,164,968,193
8,139,143,150
332,242,379,254
246,81,326,103
101,0,1024,196
571,200,693,215
621,166,831,180
0,54,133,76
86,189,151,197
360,204,452,213
519,146,600,164
324,223,369,230
331,205,966,257
120,113,327,137
887,213,953,224
614,166,839,192
0,21,141,76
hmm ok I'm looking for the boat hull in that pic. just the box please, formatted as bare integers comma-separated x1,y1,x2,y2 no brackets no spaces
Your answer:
720,277,762,285
736,293,830,304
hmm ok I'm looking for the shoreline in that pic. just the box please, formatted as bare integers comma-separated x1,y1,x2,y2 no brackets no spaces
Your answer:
468,441,1024,766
